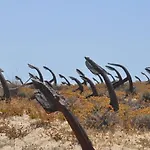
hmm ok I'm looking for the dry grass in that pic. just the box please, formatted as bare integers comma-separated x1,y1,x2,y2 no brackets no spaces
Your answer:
0,82,150,149
0,115,150,150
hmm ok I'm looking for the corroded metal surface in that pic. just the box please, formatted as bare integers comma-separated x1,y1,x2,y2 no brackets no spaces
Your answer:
59,74,71,86
43,66,57,86
69,76,84,94
85,57,119,112
32,78,95,150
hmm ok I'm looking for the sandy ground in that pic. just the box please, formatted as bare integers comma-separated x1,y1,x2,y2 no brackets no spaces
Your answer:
0,114,150,150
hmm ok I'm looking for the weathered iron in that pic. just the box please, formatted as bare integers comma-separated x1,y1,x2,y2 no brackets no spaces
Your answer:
69,76,84,94
15,76,24,85
29,73,39,80
135,76,141,82
43,66,57,86
32,78,95,150
80,76,98,98
106,72,116,83
105,65,123,82
97,74,104,83
76,69,87,85
85,57,119,111
93,77,99,84
28,64,44,82
59,74,71,86
145,67,150,74
108,63,134,93
141,72,150,83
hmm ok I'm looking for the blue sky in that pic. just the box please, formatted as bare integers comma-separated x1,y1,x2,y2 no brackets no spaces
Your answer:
0,1,150,83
